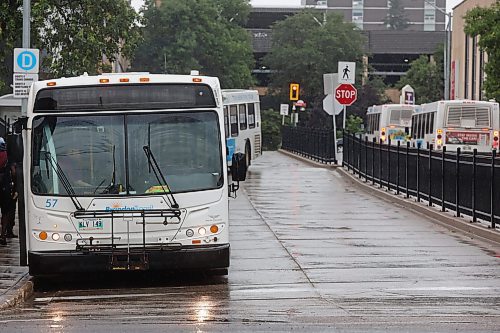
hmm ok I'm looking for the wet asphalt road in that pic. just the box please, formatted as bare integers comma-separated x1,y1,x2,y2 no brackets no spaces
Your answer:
1,151,499,332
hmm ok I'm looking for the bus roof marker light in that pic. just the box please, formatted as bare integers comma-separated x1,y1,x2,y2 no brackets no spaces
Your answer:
140,77,150,82
193,78,202,83
99,78,109,84
119,78,130,83
47,82,56,87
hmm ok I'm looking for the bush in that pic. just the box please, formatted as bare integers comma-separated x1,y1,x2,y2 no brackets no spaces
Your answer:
261,109,285,150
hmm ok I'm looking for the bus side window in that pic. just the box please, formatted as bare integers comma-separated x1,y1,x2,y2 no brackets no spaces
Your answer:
230,105,239,137
248,103,256,129
224,106,229,139
411,116,416,138
425,113,430,134
239,104,247,130
430,113,435,134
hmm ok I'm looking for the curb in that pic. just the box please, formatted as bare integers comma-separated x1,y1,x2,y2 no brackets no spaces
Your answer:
278,149,341,169
0,273,33,311
338,167,500,246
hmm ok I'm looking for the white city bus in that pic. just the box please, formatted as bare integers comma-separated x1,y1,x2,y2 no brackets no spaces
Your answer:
12,73,248,276
411,100,499,152
365,104,415,145
222,89,262,167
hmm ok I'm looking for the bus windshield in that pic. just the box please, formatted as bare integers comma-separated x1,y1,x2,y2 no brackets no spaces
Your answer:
31,111,223,196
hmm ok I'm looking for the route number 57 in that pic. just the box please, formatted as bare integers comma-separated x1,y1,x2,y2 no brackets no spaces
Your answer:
45,199,58,208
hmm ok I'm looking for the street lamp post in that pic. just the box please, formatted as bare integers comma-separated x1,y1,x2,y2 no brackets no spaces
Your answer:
425,0,452,100
22,0,31,116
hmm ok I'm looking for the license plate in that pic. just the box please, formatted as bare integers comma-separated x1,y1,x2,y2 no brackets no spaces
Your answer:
78,219,103,231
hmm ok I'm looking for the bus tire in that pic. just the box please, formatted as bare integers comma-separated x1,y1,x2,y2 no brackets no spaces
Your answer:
245,141,251,167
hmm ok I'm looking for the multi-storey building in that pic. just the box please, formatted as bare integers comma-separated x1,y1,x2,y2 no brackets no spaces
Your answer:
450,0,496,100
300,0,446,31
248,1,447,86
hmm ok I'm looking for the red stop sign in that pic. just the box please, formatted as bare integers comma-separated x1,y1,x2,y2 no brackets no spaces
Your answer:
335,83,357,106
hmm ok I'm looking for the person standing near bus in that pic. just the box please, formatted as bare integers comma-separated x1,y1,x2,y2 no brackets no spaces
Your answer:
0,137,17,245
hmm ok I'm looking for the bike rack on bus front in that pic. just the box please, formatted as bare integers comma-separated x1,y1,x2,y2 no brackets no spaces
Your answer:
73,209,182,270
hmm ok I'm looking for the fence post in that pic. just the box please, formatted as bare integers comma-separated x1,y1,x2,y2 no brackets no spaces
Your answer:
416,145,420,202
358,135,362,179
345,130,349,170
491,150,496,229
396,141,400,195
456,147,461,218
428,144,433,207
365,136,368,182
441,146,446,212
472,149,477,222
406,142,410,199
372,138,376,185
387,138,391,191
379,139,383,188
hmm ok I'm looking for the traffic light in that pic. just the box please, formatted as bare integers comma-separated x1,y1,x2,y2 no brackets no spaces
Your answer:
289,83,300,101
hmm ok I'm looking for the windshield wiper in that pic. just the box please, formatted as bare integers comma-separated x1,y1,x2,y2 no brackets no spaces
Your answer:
143,145,180,210
44,152,84,211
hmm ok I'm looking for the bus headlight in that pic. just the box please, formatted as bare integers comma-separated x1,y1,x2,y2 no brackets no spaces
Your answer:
186,229,194,237
52,233,60,241
198,227,206,236
64,234,72,242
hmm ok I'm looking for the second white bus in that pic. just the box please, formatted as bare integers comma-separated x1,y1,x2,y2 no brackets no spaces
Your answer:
365,104,415,145
222,89,262,167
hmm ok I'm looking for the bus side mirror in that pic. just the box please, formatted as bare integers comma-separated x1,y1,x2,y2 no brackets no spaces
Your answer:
7,133,23,164
230,152,247,182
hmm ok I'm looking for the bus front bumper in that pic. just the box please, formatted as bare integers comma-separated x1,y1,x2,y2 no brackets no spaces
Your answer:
28,244,230,276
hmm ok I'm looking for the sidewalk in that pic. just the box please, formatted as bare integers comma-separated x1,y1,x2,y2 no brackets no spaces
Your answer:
0,220,32,310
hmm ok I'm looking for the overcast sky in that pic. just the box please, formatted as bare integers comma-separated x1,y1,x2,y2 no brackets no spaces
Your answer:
131,0,463,14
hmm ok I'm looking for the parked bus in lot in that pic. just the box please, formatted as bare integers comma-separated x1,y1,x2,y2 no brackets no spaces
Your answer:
10,73,248,276
365,104,415,145
222,89,262,167
411,100,500,152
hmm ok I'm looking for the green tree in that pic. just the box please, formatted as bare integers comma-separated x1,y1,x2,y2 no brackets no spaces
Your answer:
263,11,365,108
397,45,444,104
261,109,285,150
345,115,364,134
384,0,409,30
464,3,500,101
132,0,254,89
32,0,141,77
0,0,22,95
349,76,389,122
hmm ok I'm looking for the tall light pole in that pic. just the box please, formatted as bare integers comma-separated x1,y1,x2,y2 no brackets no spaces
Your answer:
22,0,31,116
425,0,452,100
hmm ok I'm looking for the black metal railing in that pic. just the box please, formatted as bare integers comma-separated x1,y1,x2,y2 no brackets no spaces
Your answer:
281,126,337,164
343,132,499,229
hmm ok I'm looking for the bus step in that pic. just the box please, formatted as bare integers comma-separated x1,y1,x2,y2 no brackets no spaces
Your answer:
110,253,149,271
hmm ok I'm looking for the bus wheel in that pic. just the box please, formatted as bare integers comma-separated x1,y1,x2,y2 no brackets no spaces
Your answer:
245,141,251,167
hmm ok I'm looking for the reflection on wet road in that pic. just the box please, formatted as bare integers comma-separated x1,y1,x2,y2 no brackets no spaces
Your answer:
1,151,499,332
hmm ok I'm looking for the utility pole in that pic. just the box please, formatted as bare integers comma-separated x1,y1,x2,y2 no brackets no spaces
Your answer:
425,0,452,100
22,0,31,116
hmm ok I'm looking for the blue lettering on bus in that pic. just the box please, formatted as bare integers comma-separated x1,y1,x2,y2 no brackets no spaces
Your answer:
226,138,236,162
